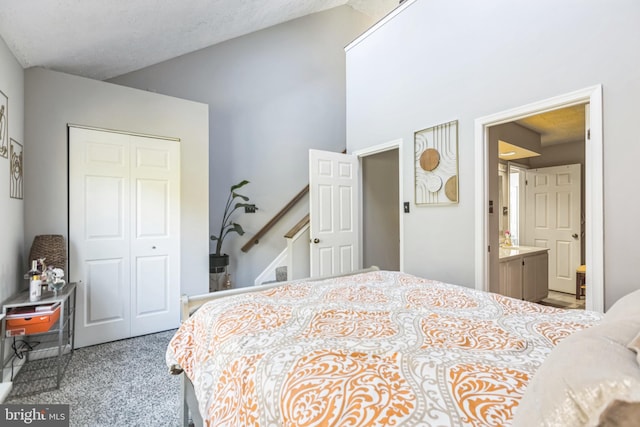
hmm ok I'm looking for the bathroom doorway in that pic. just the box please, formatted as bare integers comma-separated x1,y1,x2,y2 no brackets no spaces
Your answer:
475,86,604,312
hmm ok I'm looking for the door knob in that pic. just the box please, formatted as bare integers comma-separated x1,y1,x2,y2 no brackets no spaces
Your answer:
572,234,578,239
152,246,157,249
313,238,320,244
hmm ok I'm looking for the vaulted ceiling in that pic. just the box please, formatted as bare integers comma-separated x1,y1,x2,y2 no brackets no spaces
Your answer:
0,0,398,80
0,1,585,147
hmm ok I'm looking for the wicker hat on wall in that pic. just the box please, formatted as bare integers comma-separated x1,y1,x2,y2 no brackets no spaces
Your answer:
29,234,67,274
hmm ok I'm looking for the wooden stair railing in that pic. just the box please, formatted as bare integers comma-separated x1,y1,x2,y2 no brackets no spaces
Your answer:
284,214,310,239
241,185,309,253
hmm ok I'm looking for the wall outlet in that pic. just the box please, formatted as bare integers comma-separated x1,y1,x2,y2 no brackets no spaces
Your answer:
244,204,257,213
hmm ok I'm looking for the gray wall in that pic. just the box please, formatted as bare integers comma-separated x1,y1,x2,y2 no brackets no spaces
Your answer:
24,68,209,296
110,6,375,287
530,140,585,170
346,0,640,308
0,36,25,303
362,149,399,270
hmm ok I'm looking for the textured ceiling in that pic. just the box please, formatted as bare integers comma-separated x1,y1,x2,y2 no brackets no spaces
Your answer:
516,104,586,146
0,0,398,80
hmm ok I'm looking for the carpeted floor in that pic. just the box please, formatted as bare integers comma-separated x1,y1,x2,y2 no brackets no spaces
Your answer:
6,329,181,427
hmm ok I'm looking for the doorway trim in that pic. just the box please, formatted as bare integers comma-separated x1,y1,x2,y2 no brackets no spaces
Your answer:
474,85,603,312
353,139,404,272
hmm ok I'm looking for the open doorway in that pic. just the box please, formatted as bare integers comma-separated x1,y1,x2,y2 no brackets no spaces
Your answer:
362,149,400,270
354,140,404,272
491,106,586,309
475,85,604,313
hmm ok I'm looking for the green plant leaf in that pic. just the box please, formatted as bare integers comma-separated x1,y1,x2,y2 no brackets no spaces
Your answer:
232,192,249,201
230,180,250,192
213,180,250,255
231,223,245,236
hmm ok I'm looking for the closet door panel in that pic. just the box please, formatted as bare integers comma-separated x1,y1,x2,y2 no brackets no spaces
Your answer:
129,135,180,336
70,128,131,348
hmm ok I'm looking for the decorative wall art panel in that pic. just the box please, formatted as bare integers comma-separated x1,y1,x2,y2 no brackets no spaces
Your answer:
0,90,7,158
10,138,23,199
415,120,458,205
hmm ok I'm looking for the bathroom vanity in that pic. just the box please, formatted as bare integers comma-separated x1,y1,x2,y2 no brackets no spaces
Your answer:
499,246,549,302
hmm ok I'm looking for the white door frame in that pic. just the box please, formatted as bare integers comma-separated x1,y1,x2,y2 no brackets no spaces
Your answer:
353,139,405,272
474,85,603,312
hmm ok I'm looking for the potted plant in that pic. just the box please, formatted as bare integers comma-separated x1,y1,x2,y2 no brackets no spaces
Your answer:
210,180,251,272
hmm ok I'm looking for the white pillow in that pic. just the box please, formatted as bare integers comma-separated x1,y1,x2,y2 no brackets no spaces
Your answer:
629,331,640,366
604,289,640,322
513,318,640,427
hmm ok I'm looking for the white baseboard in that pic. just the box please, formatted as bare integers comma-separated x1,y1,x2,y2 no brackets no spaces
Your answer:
2,357,24,384
0,382,11,403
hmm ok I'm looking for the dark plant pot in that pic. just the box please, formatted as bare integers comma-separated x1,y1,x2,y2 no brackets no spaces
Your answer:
210,254,229,273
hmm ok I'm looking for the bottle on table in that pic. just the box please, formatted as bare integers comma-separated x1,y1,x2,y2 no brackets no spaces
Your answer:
28,260,42,301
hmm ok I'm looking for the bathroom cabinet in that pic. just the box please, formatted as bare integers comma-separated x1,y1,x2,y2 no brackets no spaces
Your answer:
498,246,549,302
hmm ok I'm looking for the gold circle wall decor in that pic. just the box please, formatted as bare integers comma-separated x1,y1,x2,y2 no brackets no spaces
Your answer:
420,148,440,171
445,175,458,202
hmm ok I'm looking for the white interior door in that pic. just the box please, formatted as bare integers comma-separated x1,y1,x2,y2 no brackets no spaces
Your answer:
129,136,180,336
70,129,131,347
524,164,581,294
70,127,180,348
309,149,360,277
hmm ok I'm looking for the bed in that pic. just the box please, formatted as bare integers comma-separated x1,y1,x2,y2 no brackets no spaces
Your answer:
167,269,640,426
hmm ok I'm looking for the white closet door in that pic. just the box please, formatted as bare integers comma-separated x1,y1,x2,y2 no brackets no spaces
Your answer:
70,128,132,347
70,127,180,348
129,135,180,336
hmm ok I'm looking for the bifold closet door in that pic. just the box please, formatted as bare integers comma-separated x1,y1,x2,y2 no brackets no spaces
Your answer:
69,127,180,348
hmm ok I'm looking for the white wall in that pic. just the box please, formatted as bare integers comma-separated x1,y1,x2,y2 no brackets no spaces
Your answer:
0,37,25,303
24,68,209,296
110,6,375,287
346,0,640,308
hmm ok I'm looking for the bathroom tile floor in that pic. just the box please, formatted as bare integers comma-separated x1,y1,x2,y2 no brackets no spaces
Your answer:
541,290,585,310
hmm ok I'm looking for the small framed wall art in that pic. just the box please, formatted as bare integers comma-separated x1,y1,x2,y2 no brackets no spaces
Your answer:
414,120,458,205
0,90,8,158
10,138,23,199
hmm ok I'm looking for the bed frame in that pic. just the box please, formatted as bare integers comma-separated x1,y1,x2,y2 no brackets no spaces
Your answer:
178,266,380,427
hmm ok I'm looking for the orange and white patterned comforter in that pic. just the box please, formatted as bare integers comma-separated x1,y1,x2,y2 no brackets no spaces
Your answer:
167,270,601,426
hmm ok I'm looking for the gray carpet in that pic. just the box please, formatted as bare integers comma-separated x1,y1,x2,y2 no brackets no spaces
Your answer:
6,329,181,427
